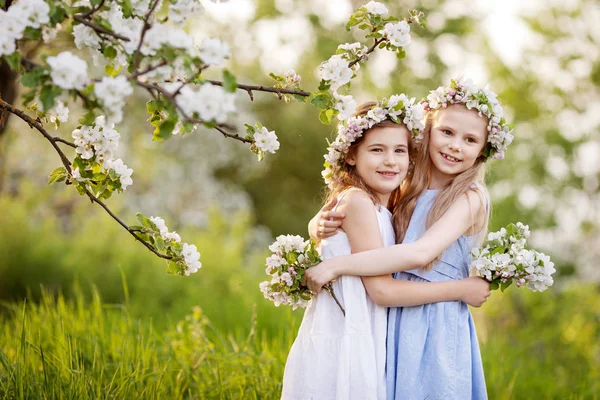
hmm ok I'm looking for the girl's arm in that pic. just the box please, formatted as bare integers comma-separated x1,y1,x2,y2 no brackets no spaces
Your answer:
340,191,488,307
306,190,483,292
362,275,490,307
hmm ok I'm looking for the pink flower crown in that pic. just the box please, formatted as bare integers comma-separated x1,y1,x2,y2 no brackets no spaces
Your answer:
322,95,425,188
421,77,514,160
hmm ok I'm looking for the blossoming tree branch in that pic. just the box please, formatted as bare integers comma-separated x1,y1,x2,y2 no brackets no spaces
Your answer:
0,0,425,276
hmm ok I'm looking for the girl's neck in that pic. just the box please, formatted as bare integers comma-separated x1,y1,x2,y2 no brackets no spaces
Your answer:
428,168,454,190
374,193,390,208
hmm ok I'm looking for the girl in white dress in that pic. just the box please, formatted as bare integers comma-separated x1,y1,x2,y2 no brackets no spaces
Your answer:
281,99,412,400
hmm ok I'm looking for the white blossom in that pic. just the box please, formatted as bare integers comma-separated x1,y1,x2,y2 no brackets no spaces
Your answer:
47,52,88,90
73,24,101,50
254,127,280,155
333,92,357,121
381,21,411,48
319,55,353,91
94,76,134,124
364,1,388,15
48,100,70,124
182,243,202,275
199,37,230,67
105,158,133,190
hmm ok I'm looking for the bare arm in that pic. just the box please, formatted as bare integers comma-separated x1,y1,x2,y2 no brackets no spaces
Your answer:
339,191,488,307
306,190,483,292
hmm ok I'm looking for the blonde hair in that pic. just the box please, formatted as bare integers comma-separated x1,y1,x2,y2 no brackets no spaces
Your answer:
323,101,415,212
392,106,491,270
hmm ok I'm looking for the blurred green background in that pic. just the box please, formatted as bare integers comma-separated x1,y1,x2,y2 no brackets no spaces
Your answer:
1,0,599,398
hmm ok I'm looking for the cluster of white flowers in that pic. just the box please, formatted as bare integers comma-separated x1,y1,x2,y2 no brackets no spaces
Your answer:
422,76,514,160
46,51,89,90
283,69,302,86
168,0,204,24
177,83,236,123
253,126,280,155
149,216,201,276
71,116,134,190
333,92,358,121
364,1,388,15
471,222,556,292
381,21,411,48
260,235,314,310
181,243,202,276
0,0,50,56
104,158,134,190
322,95,425,187
319,54,354,92
141,24,194,56
72,116,120,164
94,76,134,124
150,216,182,243
73,24,101,50
47,100,70,124
198,37,230,67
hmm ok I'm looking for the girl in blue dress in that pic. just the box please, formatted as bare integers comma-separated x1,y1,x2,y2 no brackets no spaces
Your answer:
307,77,514,399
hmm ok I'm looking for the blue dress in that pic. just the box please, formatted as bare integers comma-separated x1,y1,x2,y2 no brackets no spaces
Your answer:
386,189,487,400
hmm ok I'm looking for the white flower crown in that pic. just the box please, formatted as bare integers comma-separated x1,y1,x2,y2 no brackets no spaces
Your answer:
421,77,514,160
322,95,425,188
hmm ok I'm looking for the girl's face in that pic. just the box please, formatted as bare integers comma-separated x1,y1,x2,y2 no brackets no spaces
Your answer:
428,105,488,187
346,125,410,205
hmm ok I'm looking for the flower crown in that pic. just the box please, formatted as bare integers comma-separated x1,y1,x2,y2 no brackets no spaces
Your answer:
322,95,425,188
421,77,514,160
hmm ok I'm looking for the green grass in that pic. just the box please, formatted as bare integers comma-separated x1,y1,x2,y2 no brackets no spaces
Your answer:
0,288,295,399
1,285,598,399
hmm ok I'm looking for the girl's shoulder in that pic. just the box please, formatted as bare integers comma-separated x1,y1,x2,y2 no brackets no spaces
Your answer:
335,188,377,216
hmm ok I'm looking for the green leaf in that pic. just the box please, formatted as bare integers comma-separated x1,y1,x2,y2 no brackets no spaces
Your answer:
500,280,513,292
120,0,134,18
146,99,162,114
48,167,68,185
21,70,43,88
156,236,165,251
4,51,21,71
490,281,500,291
310,92,331,109
269,72,285,82
104,64,122,77
166,260,182,276
103,46,118,60
79,111,96,126
318,109,335,125
318,80,330,91
222,69,237,92
153,119,176,141
39,85,62,111
396,48,407,59
23,26,41,40
136,213,154,229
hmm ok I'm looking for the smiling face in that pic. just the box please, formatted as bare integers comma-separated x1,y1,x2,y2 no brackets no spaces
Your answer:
346,124,411,205
428,105,488,188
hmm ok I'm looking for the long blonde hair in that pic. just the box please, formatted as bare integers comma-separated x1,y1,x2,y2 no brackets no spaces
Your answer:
323,102,415,212
392,106,490,270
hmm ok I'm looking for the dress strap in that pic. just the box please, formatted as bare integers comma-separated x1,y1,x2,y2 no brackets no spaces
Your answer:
333,188,362,212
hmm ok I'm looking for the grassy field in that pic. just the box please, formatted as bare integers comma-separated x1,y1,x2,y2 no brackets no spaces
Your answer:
0,285,598,399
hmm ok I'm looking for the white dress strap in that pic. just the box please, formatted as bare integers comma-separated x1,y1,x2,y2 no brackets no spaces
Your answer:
333,188,362,212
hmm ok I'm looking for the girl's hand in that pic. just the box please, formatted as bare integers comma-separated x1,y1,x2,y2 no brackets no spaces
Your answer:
308,198,345,240
458,277,491,307
306,260,339,293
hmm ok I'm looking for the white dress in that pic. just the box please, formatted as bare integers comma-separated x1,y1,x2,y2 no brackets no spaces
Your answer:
281,189,396,400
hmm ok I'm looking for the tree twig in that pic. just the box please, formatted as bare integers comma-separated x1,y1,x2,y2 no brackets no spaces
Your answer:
73,15,131,42
0,97,171,261
133,0,162,73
